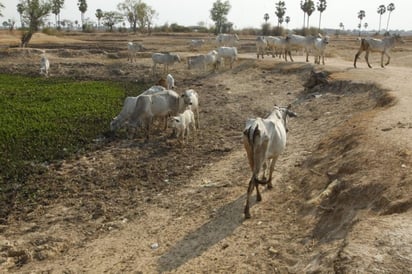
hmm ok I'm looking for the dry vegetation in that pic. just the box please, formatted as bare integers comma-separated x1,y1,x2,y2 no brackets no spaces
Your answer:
0,30,412,273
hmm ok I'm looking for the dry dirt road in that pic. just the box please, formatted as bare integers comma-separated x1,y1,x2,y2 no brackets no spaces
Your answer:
0,32,411,273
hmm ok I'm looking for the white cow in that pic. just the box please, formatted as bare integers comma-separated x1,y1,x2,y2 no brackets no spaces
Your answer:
110,85,166,132
313,35,329,65
243,105,297,218
189,39,205,50
266,36,288,59
354,34,403,68
217,46,238,69
129,90,187,139
170,109,196,143
127,41,144,62
285,34,317,62
40,54,50,77
166,74,175,89
216,33,239,46
187,50,219,71
152,53,181,75
255,36,268,59
181,89,200,129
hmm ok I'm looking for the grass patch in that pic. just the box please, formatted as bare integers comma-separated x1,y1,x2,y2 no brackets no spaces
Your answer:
0,74,141,198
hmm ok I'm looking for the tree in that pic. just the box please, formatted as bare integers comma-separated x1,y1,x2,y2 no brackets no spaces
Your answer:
377,4,386,33
305,0,315,28
3,19,16,30
51,0,64,29
357,10,365,36
77,0,87,28
102,11,123,31
118,0,156,33
95,8,103,29
316,0,327,31
264,13,269,23
18,0,52,47
364,22,368,34
386,3,395,32
210,0,231,35
339,22,344,30
285,15,290,28
300,0,306,28
275,1,286,28
0,2,4,17
17,3,25,28
300,0,315,29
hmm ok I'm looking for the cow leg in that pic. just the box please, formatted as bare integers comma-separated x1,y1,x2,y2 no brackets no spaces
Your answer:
354,50,362,68
305,49,309,62
244,177,255,219
365,51,372,68
267,156,278,190
384,52,390,66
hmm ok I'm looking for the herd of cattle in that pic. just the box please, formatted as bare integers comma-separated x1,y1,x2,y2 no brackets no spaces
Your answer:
34,32,403,218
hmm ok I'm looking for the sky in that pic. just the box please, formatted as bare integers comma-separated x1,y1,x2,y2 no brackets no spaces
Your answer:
1,0,411,31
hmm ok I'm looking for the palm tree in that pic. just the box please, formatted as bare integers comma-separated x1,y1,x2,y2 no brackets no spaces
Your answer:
377,4,386,34
275,1,286,28
364,22,368,35
300,0,307,28
339,22,344,30
77,0,87,28
51,0,65,29
17,3,25,28
357,10,365,36
386,3,395,32
285,16,290,29
316,0,327,31
264,13,269,23
305,0,315,28
95,9,103,29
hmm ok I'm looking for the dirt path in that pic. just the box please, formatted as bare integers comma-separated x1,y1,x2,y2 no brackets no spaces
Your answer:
1,33,412,273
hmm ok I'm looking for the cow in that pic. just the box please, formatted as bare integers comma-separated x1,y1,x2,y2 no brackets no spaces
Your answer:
167,74,175,90
354,34,404,68
285,34,317,62
313,35,330,65
243,105,297,218
189,39,205,50
216,33,239,46
127,41,144,62
129,90,187,139
152,53,181,75
187,50,219,71
109,86,166,132
217,46,238,69
181,89,200,129
170,109,196,143
40,54,50,77
256,36,268,59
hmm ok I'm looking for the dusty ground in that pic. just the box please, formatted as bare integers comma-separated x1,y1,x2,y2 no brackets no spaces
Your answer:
0,31,412,273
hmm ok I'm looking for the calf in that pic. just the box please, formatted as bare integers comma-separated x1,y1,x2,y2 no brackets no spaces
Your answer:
40,54,50,77
170,109,196,143
181,89,200,129
243,105,297,218
167,74,175,90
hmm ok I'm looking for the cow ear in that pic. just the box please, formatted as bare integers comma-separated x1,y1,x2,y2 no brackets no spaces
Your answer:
287,104,292,109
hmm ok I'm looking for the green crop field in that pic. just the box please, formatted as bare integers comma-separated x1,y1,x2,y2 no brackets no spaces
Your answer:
0,74,142,190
